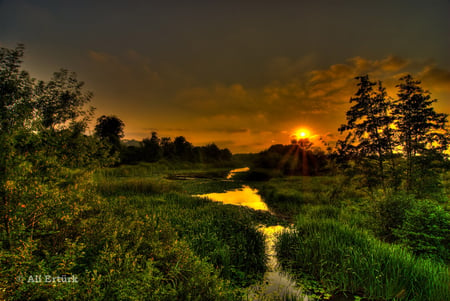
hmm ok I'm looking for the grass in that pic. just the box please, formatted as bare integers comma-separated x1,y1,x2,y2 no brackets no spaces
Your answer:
88,162,450,300
254,175,365,220
93,162,279,289
276,217,450,300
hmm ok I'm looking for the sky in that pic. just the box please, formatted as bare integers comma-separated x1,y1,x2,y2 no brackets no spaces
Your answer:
1,0,450,153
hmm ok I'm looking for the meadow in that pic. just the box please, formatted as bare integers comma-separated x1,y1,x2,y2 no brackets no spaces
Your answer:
91,162,282,300
93,162,450,300
4,158,450,300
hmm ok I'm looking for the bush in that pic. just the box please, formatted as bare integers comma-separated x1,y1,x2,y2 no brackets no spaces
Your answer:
394,199,450,263
369,192,415,241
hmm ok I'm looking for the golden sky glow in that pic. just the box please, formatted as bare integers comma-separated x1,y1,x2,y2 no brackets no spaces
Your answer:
1,1,449,153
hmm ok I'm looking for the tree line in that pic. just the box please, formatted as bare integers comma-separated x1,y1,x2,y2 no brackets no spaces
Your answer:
252,142,329,176
93,115,232,165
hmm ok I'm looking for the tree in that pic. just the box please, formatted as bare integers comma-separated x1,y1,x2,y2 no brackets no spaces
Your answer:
94,115,125,155
0,44,35,250
36,69,94,130
0,44,34,135
1,45,109,297
393,74,449,193
174,136,193,161
337,75,395,190
142,131,162,162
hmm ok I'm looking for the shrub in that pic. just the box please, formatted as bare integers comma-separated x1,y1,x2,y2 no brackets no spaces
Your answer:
369,192,415,241
394,199,450,263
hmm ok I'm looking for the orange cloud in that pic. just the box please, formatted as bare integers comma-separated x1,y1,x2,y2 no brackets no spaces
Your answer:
86,52,450,153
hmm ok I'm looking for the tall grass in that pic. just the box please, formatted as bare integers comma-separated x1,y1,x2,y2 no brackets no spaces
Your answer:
96,178,177,196
256,175,365,220
276,217,450,300
94,164,273,288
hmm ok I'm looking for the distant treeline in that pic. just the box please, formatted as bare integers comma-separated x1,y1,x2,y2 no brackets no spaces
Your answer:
120,132,232,164
252,141,329,176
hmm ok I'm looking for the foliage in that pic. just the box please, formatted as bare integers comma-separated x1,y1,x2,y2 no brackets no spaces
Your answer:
338,75,395,190
94,115,125,155
368,192,415,241
393,74,449,192
337,74,449,196
36,68,94,130
393,199,450,263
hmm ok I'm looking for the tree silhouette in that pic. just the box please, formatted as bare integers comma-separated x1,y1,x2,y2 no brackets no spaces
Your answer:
338,75,395,190
94,115,125,155
142,131,162,162
393,75,449,193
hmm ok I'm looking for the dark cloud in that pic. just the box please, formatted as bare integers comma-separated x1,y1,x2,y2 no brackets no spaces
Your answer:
2,1,449,152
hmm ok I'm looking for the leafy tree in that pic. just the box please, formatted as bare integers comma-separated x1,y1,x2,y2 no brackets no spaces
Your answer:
94,115,125,155
36,69,94,130
0,44,35,250
393,75,449,193
0,45,110,298
338,75,396,190
0,44,34,135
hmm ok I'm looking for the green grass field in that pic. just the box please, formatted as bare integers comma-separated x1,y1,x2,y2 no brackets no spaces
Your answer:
91,163,450,300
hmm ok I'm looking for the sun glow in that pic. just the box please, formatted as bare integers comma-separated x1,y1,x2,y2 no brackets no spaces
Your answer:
294,128,310,140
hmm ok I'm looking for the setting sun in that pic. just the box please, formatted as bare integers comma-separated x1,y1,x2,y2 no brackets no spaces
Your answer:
294,128,310,140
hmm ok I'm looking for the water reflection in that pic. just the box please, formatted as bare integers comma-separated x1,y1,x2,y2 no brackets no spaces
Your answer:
226,167,250,179
197,185,269,211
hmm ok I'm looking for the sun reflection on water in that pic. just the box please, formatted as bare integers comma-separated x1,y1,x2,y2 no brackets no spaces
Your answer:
197,185,269,211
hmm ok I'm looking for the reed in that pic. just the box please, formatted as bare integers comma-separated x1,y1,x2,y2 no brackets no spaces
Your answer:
276,218,450,300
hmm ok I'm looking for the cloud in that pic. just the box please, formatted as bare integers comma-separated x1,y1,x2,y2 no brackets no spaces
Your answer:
88,49,161,85
419,65,450,92
88,51,450,152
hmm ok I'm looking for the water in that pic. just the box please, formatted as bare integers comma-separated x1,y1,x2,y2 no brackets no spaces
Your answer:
196,168,309,300
226,167,250,179
196,185,269,211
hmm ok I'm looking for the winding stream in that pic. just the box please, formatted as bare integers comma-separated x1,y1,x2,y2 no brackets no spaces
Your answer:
197,168,309,300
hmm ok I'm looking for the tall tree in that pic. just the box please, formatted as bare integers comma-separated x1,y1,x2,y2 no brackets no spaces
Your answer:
338,75,395,190
94,115,125,155
393,74,449,193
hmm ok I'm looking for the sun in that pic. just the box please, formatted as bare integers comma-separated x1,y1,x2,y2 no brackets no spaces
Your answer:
294,128,310,140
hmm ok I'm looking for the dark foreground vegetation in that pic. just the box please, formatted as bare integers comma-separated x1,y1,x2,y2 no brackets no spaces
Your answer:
2,44,450,300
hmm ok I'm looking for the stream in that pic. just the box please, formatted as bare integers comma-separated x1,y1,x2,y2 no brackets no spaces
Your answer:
197,168,310,300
